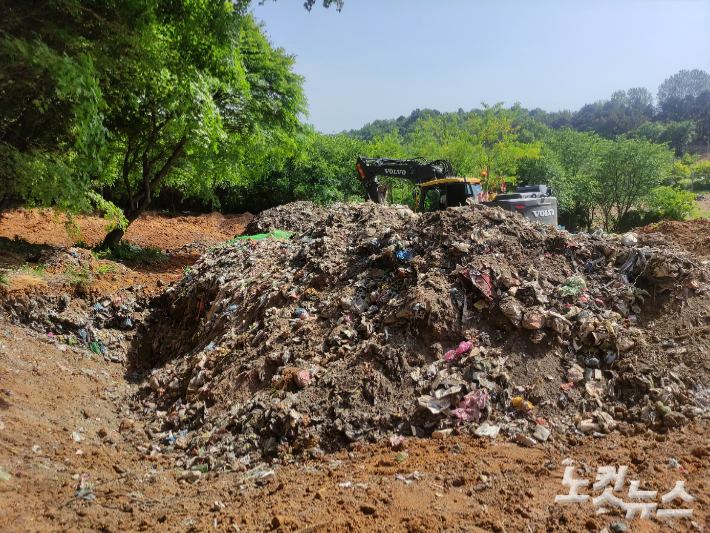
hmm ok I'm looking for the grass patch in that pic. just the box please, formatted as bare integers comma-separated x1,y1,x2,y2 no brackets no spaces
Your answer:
96,263,117,274
102,241,166,264
65,265,92,290
21,262,46,277
0,273,8,285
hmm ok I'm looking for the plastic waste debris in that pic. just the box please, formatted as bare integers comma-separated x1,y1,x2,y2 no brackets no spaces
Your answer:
559,276,587,297
451,389,488,421
389,435,407,450
444,340,474,361
512,397,533,413
474,422,500,439
621,233,638,247
395,250,414,261
418,395,451,415
515,433,537,447
567,364,584,384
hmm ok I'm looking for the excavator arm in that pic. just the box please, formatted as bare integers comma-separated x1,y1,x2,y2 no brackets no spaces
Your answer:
356,156,455,204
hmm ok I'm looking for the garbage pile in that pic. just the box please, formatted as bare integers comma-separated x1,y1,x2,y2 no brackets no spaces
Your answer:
136,201,710,471
241,201,327,236
0,247,147,363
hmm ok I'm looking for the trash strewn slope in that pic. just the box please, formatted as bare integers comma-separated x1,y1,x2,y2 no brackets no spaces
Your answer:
137,201,710,472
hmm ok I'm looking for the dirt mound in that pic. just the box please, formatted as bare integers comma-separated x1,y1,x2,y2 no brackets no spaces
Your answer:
0,208,253,250
637,218,710,256
128,201,710,474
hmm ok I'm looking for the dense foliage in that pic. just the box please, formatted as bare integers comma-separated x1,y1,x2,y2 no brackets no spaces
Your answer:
1,1,708,238
1,0,306,246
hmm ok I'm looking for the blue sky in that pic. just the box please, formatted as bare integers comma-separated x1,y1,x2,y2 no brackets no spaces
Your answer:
251,0,710,134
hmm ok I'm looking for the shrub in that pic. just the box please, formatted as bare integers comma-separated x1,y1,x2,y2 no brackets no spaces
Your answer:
647,186,698,221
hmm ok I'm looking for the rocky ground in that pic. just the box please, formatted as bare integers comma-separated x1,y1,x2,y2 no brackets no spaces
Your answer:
0,206,708,533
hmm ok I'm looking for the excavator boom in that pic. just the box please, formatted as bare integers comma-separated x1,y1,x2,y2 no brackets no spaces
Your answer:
356,156,454,203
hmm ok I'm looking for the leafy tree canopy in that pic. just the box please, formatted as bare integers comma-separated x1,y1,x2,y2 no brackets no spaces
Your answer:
658,69,710,103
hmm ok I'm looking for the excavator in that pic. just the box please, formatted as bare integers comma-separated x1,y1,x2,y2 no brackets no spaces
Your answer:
356,156,558,226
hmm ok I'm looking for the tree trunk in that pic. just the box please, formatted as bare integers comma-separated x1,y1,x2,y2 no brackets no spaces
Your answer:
100,135,187,249
0,196,9,220
101,206,146,247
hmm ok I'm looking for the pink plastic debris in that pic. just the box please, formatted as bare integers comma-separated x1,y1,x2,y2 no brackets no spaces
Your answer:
389,435,407,450
445,340,474,361
451,389,489,422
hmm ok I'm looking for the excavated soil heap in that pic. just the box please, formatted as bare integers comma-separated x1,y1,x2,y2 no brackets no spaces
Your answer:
134,201,710,472
637,218,710,256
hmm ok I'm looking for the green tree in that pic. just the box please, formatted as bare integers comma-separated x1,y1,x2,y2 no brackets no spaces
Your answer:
647,186,697,221
669,162,691,185
0,1,124,218
466,103,538,190
98,8,306,246
594,138,671,231
541,128,601,231
633,122,666,143
0,0,329,231
657,70,710,125
693,160,710,189
657,69,710,103
659,121,695,156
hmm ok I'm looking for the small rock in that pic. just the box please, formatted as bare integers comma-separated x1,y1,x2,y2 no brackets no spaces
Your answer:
359,504,376,515
691,445,709,458
98,428,108,438
663,411,687,428
432,429,453,440
149,376,161,391
610,522,627,533
212,501,226,512
119,420,134,433
522,312,544,330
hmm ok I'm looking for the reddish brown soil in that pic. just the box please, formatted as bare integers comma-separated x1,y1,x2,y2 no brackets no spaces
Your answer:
637,218,710,256
0,210,708,533
0,209,253,250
